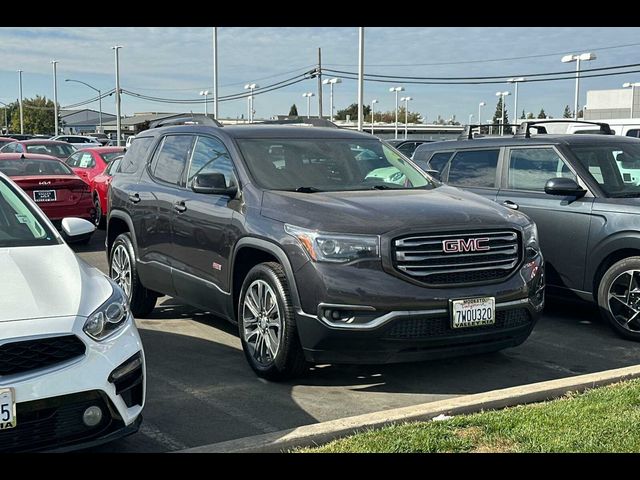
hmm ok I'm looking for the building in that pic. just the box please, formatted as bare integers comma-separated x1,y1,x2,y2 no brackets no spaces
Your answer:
583,87,640,120
60,109,117,134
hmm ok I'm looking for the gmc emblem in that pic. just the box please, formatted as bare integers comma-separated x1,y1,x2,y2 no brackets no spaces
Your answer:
442,238,490,253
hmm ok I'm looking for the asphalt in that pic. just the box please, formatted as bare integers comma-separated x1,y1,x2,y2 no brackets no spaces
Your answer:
77,230,640,453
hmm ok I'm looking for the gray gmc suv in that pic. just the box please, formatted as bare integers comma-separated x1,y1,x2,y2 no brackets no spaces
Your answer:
107,125,544,380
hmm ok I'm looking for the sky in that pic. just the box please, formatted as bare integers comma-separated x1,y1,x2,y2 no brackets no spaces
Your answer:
0,27,639,123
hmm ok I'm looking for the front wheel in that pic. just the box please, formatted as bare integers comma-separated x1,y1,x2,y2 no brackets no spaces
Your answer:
238,262,307,381
597,256,640,341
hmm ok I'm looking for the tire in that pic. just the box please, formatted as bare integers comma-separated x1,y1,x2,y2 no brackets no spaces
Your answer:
109,232,157,318
238,262,307,381
93,194,105,230
597,256,640,341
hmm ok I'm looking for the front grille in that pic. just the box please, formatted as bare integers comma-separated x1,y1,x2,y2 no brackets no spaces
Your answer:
383,308,531,340
0,335,86,377
392,230,521,286
0,390,118,452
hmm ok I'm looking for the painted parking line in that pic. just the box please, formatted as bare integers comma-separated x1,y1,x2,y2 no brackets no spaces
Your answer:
139,421,189,451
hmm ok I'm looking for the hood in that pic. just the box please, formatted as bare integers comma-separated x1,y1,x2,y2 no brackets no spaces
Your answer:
261,185,529,235
0,244,113,322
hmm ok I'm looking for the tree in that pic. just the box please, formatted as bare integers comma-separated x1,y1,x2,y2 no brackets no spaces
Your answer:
526,112,535,119
563,105,572,118
521,109,526,119
335,103,370,121
537,108,547,119
288,104,298,116
371,107,421,124
9,95,57,134
492,97,510,132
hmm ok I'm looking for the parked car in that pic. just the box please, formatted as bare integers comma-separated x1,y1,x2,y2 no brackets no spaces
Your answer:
0,153,96,238
107,124,544,380
3,134,33,141
0,172,145,452
412,120,640,341
50,135,102,148
88,133,111,146
91,154,123,228
0,139,76,160
65,146,126,186
385,139,433,158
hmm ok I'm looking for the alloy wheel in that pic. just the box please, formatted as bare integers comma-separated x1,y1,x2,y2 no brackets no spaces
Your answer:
607,269,640,333
111,245,132,298
242,279,282,367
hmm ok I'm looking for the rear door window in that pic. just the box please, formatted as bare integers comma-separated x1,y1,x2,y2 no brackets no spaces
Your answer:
446,149,500,187
150,135,195,186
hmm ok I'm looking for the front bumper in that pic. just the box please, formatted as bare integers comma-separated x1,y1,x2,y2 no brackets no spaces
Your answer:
0,314,145,452
293,255,544,364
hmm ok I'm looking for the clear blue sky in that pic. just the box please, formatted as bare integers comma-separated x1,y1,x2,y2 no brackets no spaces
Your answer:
0,27,638,122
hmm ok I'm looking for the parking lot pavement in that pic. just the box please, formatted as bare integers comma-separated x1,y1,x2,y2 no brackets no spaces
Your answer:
79,231,640,452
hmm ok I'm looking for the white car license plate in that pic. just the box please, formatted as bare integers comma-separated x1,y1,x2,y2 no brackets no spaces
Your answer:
451,297,495,329
0,388,16,430
33,190,56,202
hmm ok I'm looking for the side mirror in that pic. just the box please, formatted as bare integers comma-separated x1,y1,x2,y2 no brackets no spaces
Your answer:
544,177,587,198
192,173,238,197
61,217,95,241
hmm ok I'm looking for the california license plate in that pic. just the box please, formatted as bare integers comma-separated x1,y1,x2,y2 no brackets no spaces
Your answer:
451,297,495,329
33,190,56,202
0,388,16,430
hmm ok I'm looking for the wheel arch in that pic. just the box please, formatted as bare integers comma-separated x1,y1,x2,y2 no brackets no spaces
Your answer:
106,210,137,259
589,234,640,301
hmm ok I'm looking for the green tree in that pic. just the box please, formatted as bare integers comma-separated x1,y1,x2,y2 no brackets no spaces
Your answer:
563,105,572,118
335,103,371,121
537,108,547,119
521,109,526,119
373,107,420,124
288,104,299,116
10,96,58,134
492,97,510,132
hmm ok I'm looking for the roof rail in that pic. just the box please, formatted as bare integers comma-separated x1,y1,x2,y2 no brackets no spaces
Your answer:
516,119,613,138
149,114,223,129
254,118,339,128
458,124,520,140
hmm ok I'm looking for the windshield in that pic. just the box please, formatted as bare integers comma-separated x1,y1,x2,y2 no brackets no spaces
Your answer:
0,177,58,247
569,142,640,197
0,159,73,176
99,151,123,164
25,143,76,158
236,138,434,192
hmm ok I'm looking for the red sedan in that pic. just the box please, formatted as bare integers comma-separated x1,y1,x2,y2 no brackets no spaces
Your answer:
91,154,123,228
65,146,125,185
0,139,76,160
0,153,95,232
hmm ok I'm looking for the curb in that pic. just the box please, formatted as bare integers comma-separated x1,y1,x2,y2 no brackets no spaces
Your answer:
178,364,640,453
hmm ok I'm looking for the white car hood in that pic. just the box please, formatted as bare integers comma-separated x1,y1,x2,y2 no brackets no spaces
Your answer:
0,244,113,322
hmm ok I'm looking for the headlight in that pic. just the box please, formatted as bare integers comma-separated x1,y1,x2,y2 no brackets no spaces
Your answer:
523,222,540,260
284,224,379,263
83,283,130,341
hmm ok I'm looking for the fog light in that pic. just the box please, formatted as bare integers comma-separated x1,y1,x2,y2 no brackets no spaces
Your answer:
83,406,103,427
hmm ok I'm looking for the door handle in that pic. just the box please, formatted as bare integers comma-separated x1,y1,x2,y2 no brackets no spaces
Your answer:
128,193,141,204
502,200,519,210
174,201,187,213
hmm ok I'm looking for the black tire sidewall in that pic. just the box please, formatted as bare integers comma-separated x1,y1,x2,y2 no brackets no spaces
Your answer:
597,256,640,341
93,195,102,227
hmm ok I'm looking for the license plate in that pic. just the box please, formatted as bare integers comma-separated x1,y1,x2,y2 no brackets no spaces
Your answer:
451,297,495,329
0,388,16,430
33,190,56,202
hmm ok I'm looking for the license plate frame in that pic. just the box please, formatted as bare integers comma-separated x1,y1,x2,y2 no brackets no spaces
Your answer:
0,387,16,430
451,297,496,329
33,190,57,202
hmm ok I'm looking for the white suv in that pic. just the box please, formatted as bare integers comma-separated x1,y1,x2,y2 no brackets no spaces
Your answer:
51,135,102,148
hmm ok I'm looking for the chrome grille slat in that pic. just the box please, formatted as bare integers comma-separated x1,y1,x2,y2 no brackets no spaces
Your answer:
392,230,521,286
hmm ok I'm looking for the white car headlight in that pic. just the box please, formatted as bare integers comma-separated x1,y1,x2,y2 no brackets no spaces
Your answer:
523,222,540,260
285,224,380,263
83,283,130,341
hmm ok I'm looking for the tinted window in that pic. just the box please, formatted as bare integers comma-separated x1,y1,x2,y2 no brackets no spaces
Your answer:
447,149,499,187
119,136,154,174
25,143,75,158
1,143,16,153
105,157,122,175
627,129,640,138
151,135,194,185
397,142,417,156
427,152,454,173
508,148,576,191
0,159,73,176
66,152,82,167
188,136,235,187
99,152,123,164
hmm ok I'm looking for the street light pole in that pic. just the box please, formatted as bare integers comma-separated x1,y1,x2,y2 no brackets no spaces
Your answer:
495,91,510,135
112,45,123,146
508,77,525,133
244,83,258,123
322,78,342,122
302,92,315,118
65,79,103,131
389,86,404,139
212,27,218,120
18,70,24,134
478,102,486,134
200,90,210,115
371,99,378,135
51,60,59,135
562,52,596,120
623,82,640,118
401,96,412,139
357,27,364,132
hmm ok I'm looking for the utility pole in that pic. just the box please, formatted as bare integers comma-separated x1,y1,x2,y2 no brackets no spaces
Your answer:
357,27,364,132
317,48,323,119
113,46,123,146
212,27,218,119
18,70,24,134
51,61,59,135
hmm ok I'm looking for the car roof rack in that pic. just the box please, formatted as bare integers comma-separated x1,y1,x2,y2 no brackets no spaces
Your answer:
516,119,614,138
252,118,339,128
458,124,520,140
149,114,223,129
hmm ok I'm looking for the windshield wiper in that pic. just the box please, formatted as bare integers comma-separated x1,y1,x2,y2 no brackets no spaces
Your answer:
294,186,323,193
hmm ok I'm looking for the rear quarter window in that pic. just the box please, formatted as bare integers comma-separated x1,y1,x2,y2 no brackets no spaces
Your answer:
119,136,155,174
